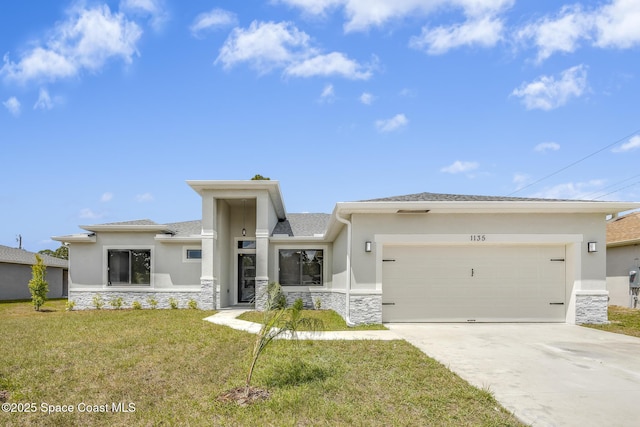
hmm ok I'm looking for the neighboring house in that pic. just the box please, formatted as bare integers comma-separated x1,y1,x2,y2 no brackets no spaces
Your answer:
53,180,639,324
606,212,640,307
0,245,69,301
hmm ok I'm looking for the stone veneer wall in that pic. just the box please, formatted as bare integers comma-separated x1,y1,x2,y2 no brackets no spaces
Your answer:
349,294,382,325
69,280,215,310
69,289,202,310
280,289,380,326
575,294,608,324
254,279,269,311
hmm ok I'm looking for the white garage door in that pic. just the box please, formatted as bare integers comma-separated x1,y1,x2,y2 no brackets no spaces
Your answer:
382,245,566,322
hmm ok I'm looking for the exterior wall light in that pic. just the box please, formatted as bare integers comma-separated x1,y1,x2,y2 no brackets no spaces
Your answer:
587,242,597,253
365,241,372,253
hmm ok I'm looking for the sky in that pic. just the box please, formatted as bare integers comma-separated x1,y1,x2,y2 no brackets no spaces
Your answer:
1,0,640,252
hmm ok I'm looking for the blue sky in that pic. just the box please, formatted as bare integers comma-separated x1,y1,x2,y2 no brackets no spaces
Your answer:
1,0,640,252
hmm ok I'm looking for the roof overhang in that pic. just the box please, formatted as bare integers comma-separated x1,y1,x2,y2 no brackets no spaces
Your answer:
186,180,286,219
51,234,97,243
324,200,640,241
154,234,202,243
607,238,640,248
80,224,171,233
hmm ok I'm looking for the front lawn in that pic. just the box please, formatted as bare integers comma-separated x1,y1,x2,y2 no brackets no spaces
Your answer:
238,309,387,331
0,300,523,426
584,305,640,338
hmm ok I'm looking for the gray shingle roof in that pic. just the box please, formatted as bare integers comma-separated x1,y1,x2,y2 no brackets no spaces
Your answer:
166,220,201,236
272,213,331,237
360,192,580,202
0,245,68,268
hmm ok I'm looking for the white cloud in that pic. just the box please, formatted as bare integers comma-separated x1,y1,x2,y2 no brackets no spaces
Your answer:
511,65,588,111
534,142,560,153
319,83,335,102
216,21,313,73
33,88,54,110
79,208,104,219
284,52,372,80
216,21,372,80
594,0,640,49
612,135,640,153
3,96,21,116
101,192,114,202
375,113,408,132
190,8,237,37
440,160,479,174
529,180,605,200
360,92,374,105
136,192,154,202
1,5,142,84
410,15,505,54
516,1,640,61
516,5,593,63
120,0,168,31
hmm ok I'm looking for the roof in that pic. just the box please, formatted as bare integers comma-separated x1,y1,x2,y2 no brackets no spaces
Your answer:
361,192,578,203
272,213,331,237
607,212,640,246
165,220,201,236
0,245,68,268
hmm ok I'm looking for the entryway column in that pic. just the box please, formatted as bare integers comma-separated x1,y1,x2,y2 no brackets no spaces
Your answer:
254,193,270,310
200,194,217,309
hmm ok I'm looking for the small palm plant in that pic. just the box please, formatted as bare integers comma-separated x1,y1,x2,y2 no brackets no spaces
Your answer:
244,283,323,395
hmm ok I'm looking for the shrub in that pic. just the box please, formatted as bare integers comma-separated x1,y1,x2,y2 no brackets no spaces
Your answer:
28,255,49,311
110,297,124,310
267,282,287,310
132,300,142,310
147,297,158,309
314,297,322,310
169,298,179,309
65,300,75,311
188,299,198,310
92,294,104,310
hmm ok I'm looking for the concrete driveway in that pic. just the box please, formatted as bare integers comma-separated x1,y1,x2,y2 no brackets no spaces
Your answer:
387,323,640,427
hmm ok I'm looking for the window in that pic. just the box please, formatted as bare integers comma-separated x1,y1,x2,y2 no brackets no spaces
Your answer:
186,249,202,259
278,249,323,286
108,249,151,285
237,240,256,249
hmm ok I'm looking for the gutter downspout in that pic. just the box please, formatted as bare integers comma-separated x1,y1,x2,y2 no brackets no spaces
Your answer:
335,210,356,326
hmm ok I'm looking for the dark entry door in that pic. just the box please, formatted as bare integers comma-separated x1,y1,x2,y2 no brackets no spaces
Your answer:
238,254,256,303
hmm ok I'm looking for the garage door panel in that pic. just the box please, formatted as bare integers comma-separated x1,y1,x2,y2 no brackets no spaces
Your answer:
382,245,566,322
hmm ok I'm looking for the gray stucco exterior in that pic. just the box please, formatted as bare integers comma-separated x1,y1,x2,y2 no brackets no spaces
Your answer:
53,180,638,325
0,245,68,301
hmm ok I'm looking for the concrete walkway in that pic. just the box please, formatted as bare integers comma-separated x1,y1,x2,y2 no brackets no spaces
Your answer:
203,308,400,340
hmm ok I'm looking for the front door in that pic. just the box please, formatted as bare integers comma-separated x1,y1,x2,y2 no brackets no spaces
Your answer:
238,254,256,303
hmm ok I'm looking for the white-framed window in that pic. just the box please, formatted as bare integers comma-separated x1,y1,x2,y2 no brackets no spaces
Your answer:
183,246,202,262
107,249,151,285
278,249,323,286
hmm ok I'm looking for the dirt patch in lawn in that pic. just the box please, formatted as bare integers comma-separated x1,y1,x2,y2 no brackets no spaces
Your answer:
217,386,270,406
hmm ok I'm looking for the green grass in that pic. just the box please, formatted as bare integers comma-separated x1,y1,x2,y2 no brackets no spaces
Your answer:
584,305,640,338
0,299,523,426
238,309,387,331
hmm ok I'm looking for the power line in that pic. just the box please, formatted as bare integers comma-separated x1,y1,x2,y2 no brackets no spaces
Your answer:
592,179,640,200
507,129,640,196
583,172,640,199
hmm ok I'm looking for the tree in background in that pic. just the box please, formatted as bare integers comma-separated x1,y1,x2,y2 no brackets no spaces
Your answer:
250,174,270,180
39,245,68,260
28,255,49,311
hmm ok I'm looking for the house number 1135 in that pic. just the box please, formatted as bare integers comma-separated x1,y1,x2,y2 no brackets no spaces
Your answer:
470,234,486,242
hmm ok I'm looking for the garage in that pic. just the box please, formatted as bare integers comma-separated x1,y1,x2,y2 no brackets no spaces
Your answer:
382,244,567,322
